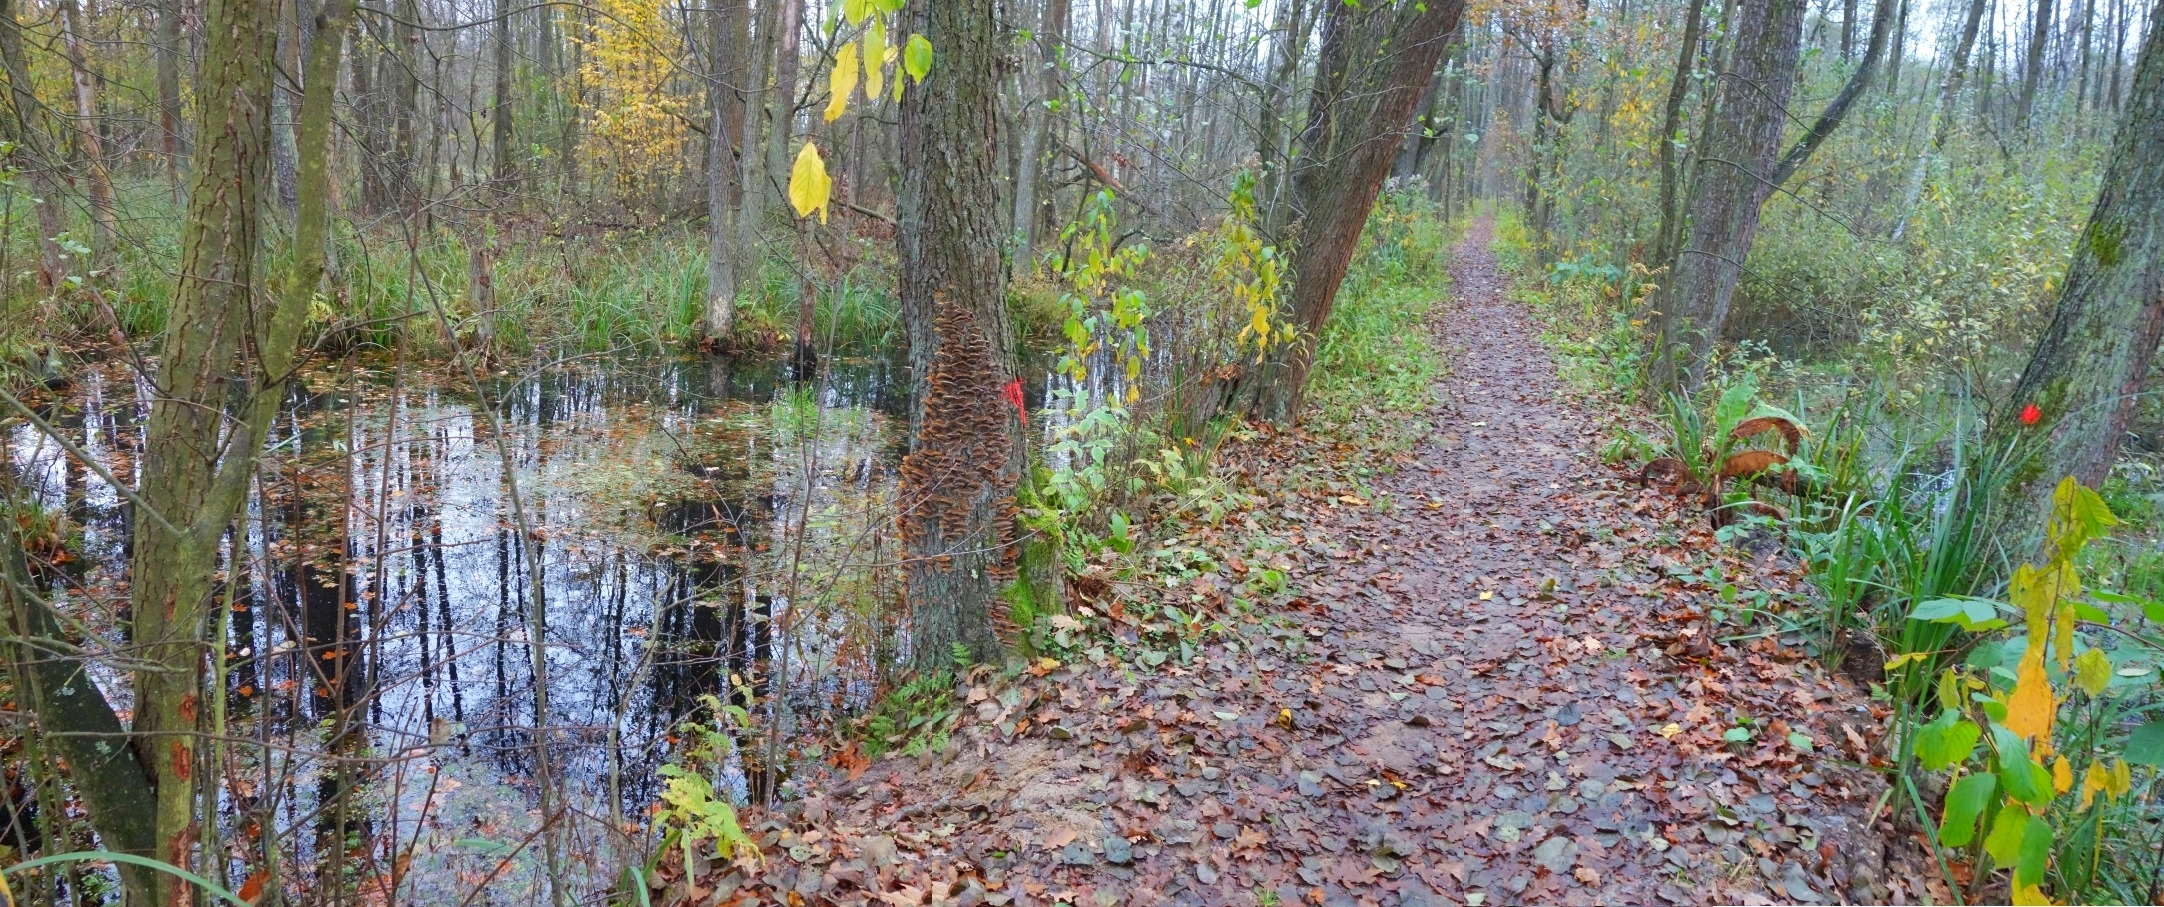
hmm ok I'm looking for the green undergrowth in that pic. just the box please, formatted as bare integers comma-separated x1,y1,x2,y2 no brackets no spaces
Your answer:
0,179,902,371
1501,201,2164,904
1024,191,1459,678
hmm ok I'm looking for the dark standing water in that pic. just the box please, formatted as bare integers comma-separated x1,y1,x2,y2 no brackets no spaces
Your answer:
7,351,921,902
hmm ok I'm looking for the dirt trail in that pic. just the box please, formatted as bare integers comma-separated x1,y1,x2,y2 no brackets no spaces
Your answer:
684,222,1917,907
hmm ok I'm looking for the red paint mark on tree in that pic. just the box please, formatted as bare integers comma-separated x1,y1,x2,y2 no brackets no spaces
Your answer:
1003,378,1027,427
2021,403,2043,426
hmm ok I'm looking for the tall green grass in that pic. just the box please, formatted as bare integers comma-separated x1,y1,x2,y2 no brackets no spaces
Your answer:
0,178,901,367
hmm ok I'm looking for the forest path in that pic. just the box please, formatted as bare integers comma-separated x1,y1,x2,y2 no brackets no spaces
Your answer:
685,221,1915,907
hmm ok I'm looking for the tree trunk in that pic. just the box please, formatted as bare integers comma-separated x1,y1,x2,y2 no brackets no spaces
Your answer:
1652,0,1709,270
491,0,516,184
703,0,749,340
1773,0,1898,186
896,0,1021,671
1011,0,1069,259
1843,0,1858,58
58,0,116,264
1893,0,1988,238
2019,0,2056,128
1650,0,1805,389
1258,0,1309,237
1989,0,2164,556
157,0,188,190
0,474,159,899
0,0,73,296
1230,0,1464,423
129,0,282,892
760,0,802,224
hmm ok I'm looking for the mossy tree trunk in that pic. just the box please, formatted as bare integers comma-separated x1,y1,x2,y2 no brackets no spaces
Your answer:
1990,0,2164,556
1649,0,1805,389
897,0,1021,672
133,0,331,893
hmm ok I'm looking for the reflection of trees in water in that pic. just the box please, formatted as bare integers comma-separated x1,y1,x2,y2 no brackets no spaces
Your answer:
4,352,907,898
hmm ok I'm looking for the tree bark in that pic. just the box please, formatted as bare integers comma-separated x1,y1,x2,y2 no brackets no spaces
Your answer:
1892,0,1988,239
0,0,73,296
1232,0,1465,422
57,0,116,263
1258,0,1309,237
491,0,516,185
127,0,286,892
1650,0,1806,389
1652,0,1709,271
1011,0,1069,259
2019,0,2056,129
703,0,749,340
1772,0,1898,186
157,0,188,189
896,0,1021,671
0,472,159,899
1989,0,2164,557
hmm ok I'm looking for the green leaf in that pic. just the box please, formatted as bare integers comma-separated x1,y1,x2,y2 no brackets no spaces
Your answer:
1786,732,1813,752
1939,774,1997,847
904,34,934,84
1998,757,2053,806
2014,813,2052,886
1914,713,1980,771
1910,597,2007,631
1722,726,1753,743
1984,806,2028,867
2126,718,2164,766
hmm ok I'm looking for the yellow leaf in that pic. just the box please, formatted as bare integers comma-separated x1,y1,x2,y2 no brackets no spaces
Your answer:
787,143,832,223
2052,755,2073,794
2011,880,2054,906
2074,647,2112,696
825,43,860,122
842,0,866,23
2080,768,2106,810
1277,708,1293,729
2005,644,2055,743
2108,759,2133,797
862,22,886,100
1883,652,1931,672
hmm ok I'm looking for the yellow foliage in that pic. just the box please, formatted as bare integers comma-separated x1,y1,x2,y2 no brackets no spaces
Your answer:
826,43,860,122
2005,643,2054,743
789,143,832,223
570,0,689,197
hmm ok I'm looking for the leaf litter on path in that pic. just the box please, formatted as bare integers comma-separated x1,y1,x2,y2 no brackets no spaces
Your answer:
658,220,1936,907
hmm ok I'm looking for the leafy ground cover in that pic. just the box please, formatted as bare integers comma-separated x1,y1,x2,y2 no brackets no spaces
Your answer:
634,220,1940,906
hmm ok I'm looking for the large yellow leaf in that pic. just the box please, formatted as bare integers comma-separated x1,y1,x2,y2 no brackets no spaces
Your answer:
825,43,860,122
862,21,887,100
2052,756,2073,794
2005,644,2055,743
787,142,832,223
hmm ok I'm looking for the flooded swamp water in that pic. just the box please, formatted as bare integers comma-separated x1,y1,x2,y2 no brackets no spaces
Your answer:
6,351,938,901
